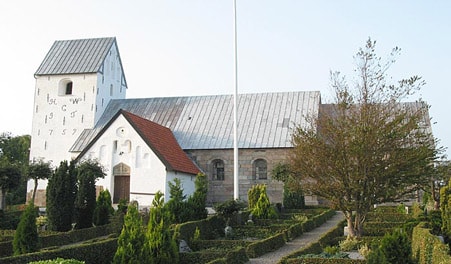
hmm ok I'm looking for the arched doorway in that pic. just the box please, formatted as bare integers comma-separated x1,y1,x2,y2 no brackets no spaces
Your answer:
113,163,130,203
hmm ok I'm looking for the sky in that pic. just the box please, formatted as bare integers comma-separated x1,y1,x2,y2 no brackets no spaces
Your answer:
0,1,450,158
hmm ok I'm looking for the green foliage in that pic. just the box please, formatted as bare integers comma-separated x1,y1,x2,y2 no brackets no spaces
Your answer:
411,222,451,264
165,178,187,224
74,160,105,229
0,159,22,209
12,202,38,255
117,199,128,215
367,247,389,264
144,191,179,263
271,163,305,209
378,229,413,264
29,258,85,264
185,173,208,221
339,237,360,251
214,199,245,221
411,202,424,219
113,202,146,264
93,189,114,226
323,245,339,255
426,209,442,235
440,179,451,239
46,160,77,232
251,185,277,219
27,160,52,204
290,39,440,238
247,184,263,210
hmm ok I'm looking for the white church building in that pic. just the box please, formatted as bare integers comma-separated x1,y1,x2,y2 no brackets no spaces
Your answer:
28,37,330,207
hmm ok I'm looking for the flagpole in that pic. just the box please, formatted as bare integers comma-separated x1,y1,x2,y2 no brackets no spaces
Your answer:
233,0,239,200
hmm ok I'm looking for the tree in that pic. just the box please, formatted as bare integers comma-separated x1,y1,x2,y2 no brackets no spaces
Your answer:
93,189,114,226
250,184,277,219
46,160,77,232
440,177,451,240
0,133,30,206
27,160,52,204
290,39,439,238
13,202,39,255
165,178,186,224
185,173,208,221
0,159,21,210
113,202,146,264
74,160,105,229
144,191,178,263
272,163,305,209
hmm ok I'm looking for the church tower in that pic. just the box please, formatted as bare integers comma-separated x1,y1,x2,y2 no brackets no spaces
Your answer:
28,37,127,204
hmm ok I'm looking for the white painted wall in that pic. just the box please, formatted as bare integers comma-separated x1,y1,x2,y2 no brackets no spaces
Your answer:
79,114,195,207
28,43,126,199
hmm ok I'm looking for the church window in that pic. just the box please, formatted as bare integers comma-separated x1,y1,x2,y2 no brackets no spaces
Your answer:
102,98,104,107
65,82,73,95
253,159,267,179
110,84,113,96
35,105,38,113
211,159,225,181
113,140,118,153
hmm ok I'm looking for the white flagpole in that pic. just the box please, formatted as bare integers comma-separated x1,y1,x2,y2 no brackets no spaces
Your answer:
233,0,239,200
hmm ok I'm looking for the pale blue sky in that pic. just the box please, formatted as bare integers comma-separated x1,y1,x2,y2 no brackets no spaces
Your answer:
0,1,449,157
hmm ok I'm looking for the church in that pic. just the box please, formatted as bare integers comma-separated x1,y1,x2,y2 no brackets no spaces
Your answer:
30,37,430,208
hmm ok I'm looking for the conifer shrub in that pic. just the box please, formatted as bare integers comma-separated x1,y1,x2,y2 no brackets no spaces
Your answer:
93,189,114,226
250,185,277,220
113,202,146,264
378,229,413,264
13,202,39,255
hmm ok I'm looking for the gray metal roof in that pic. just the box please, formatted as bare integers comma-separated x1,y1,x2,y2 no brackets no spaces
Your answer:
35,37,116,75
70,91,321,151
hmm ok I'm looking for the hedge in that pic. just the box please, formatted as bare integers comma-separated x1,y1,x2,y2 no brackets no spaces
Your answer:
366,212,410,222
283,258,366,264
0,237,117,264
177,215,225,244
180,246,248,264
412,222,451,264
246,232,286,258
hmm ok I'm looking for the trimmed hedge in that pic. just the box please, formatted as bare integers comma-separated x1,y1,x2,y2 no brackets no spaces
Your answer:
284,258,366,264
0,238,117,264
177,215,225,243
412,222,451,264
246,232,286,258
366,212,410,222
180,246,248,264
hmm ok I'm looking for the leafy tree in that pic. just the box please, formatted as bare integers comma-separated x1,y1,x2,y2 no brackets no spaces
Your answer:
93,189,114,226
74,160,105,229
184,173,208,221
0,159,21,210
290,39,439,238
46,160,77,232
13,202,39,255
0,133,30,206
440,178,451,239
27,160,52,204
165,178,186,224
144,191,178,263
113,202,146,264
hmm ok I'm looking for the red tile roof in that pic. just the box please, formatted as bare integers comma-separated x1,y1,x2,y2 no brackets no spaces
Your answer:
121,110,200,175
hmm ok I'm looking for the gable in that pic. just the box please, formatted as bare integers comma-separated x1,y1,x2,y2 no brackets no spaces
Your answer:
76,110,200,175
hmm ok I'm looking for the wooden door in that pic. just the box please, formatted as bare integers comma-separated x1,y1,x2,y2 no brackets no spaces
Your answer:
113,175,130,203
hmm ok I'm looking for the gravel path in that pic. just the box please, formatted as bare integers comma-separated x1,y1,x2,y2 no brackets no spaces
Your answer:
246,211,345,264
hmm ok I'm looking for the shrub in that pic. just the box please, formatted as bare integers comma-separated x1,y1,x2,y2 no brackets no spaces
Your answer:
367,247,389,264
214,199,245,223
251,185,278,220
339,237,360,251
93,189,114,226
29,258,85,264
113,202,146,263
378,229,413,264
13,202,39,255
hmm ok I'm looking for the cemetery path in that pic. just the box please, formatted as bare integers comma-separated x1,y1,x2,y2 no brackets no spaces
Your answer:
246,211,345,264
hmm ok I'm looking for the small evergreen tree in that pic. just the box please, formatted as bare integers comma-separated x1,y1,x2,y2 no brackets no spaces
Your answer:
113,202,146,264
13,202,39,255
27,159,52,204
440,179,451,239
144,191,179,263
251,185,277,219
93,189,114,226
367,247,389,264
248,184,263,210
379,229,413,264
184,173,208,221
165,178,186,223
46,160,77,231
74,160,105,229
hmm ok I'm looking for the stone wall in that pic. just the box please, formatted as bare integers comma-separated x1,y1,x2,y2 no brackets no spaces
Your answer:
185,148,288,205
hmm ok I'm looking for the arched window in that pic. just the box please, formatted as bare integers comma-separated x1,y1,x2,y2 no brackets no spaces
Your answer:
211,159,225,181
58,79,73,95
253,159,267,179
65,81,73,95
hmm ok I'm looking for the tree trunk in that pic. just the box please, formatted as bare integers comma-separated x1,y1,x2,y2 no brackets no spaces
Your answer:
0,188,5,210
345,210,364,238
32,179,38,204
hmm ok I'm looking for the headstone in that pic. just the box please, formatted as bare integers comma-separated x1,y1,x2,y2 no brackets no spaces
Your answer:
179,239,192,252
